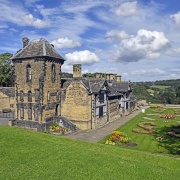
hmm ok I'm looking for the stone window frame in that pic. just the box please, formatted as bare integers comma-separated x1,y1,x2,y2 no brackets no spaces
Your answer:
20,105,24,119
56,91,60,101
10,104,14,108
51,64,56,83
47,91,50,102
28,104,32,120
20,91,24,102
35,89,40,102
34,108,38,121
26,64,32,83
28,91,32,102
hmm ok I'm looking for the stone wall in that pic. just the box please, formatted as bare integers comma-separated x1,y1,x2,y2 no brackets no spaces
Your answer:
109,99,120,121
61,80,91,130
0,92,15,112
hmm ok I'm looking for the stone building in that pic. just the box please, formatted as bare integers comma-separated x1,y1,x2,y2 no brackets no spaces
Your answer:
61,64,135,130
10,37,65,131
0,87,15,118
4,37,136,131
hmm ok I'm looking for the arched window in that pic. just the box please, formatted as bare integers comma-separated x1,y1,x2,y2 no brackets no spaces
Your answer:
20,91,24,102
28,91,32,102
26,64,32,82
51,64,56,83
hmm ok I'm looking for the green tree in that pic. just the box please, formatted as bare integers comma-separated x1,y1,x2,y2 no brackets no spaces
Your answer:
0,52,14,87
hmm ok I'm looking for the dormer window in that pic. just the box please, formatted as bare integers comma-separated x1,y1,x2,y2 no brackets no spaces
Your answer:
99,92,104,102
26,64,32,82
51,64,56,83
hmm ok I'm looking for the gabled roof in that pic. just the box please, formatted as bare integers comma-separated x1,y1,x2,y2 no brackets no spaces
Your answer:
61,78,107,94
0,87,15,97
88,79,106,93
108,82,131,96
11,38,65,61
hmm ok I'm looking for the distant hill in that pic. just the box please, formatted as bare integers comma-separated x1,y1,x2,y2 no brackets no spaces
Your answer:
132,79,180,104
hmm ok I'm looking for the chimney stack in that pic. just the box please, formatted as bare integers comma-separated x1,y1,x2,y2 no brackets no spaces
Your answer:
73,64,81,78
95,72,102,79
115,75,122,82
22,37,29,48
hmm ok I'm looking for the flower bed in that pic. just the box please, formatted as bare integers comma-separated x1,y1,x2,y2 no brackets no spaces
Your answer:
132,122,156,134
105,131,131,146
45,120,71,135
159,114,175,119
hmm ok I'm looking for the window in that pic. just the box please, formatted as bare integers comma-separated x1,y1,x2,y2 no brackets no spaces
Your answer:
35,89,40,102
34,108,38,121
47,91,50,102
99,106,103,118
20,91,24,102
99,92,104,102
51,64,56,83
20,106,24,119
28,105,32,120
56,91,59,101
28,91,32,102
10,104,14,108
26,64,32,82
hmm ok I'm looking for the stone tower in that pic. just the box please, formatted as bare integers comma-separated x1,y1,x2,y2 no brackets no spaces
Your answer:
11,38,65,131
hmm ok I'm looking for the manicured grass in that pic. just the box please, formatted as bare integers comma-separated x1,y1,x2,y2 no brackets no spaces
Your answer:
0,126,180,180
100,108,180,155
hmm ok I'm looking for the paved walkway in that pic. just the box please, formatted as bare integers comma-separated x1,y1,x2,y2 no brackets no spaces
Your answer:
64,106,149,143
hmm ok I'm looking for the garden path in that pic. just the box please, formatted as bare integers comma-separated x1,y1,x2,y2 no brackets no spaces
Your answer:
64,106,149,143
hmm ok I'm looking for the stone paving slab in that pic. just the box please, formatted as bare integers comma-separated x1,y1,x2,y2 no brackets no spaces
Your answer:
64,106,149,143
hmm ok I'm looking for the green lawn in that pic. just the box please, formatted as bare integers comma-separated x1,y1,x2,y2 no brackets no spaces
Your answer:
0,125,180,180
150,85,171,90
100,108,180,155
147,88,154,94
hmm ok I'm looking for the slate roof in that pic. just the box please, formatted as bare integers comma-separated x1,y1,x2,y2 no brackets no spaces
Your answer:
108,82,131,96
61,78,106,94
0,87,15,97
11,38,65,61
88,79,106,93
61,78,131,95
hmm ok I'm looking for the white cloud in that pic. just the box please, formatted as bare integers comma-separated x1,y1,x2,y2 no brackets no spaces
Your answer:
106,30,129,40
130,68,165,76
22,14,49,28
0,1,49,28
170,11,180,25
65,50,99,65
51,38,81,49
112,29,170,62
115,1,138,17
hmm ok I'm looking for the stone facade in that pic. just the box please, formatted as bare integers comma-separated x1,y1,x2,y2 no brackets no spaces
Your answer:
11,38,65,131
2,37,136,132
0,87,15,113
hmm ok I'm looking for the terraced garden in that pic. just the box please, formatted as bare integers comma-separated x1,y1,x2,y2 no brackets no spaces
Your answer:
100,107,180,156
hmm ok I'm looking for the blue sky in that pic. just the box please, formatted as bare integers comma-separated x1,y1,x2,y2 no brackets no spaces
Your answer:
0,0,180,82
